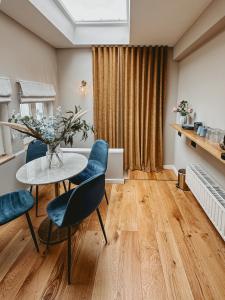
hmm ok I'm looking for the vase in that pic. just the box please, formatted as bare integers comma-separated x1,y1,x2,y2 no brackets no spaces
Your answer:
179,115,187,125
46,144,63,168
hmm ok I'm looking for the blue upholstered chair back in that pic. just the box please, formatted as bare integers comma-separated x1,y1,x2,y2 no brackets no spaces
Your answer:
61,173,105,227
26,140,47,163
89,140,109,173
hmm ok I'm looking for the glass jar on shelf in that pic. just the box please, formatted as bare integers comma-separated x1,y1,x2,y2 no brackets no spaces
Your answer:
205,127,212,140
217,129,225,144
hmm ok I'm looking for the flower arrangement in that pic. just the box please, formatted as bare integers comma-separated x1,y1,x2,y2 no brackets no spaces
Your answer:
173,100,193,116
0,106,92,167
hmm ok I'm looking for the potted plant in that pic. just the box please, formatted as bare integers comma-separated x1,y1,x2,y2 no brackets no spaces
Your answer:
173,100,193,125
0,106,92,168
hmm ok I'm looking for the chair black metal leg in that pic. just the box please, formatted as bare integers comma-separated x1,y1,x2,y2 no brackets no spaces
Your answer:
63,181,67,193
35,185,39,217
104,189,109,205
25,212,39,252
46,220,53,253
68,182,71,191
67,226,72,284
96,208,108,244
30,185,33,194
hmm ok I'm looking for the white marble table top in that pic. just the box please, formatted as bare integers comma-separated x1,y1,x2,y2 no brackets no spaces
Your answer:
16,153,88,185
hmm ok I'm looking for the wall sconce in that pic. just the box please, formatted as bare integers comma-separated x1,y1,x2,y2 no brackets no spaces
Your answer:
80,80,87,96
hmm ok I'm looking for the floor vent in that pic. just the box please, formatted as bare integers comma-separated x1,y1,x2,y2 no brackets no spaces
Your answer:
186,164,225,241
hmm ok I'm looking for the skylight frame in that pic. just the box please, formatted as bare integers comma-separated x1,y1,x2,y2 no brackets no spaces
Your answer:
56,0,129,25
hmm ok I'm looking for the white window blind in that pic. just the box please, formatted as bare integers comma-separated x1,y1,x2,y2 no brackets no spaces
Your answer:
0,76,12,103
0,126,5,156
17,80,56,103
0,105,5,156
0,76,12,155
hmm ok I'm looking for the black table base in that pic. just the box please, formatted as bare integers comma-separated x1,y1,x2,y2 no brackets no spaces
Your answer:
38,218,79,245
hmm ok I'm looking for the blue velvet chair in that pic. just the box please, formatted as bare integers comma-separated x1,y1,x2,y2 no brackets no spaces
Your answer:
68,140,109,204
26,140,48,216
0,190,39,252
46,173,107,284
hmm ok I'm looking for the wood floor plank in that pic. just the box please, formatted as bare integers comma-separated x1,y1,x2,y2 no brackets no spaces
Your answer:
15,243,64,300
146,180,172,233
169,183,225,264
91,231,121,300
56,231,102,300
92,231,143,300
116,231,143,300
86,183,112,231
156,231,194,300
91,184,123,300
0,229,30,283
128,170,157,180
128,169,176,180
190,233,225,300
155,169,176,181
0,240,40,300
0,217,28,252
48,218,94,299
159,181,216,299
134,180,168,300
119,180,138,231
0,171,224,299
104,184,124,240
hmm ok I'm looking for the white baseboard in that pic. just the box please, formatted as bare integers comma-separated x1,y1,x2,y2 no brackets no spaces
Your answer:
105,178,124,184
163,164,178,176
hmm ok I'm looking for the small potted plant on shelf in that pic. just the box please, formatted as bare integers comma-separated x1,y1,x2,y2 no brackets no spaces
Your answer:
173,100,193,125
220,135,225,150
0,106,92,168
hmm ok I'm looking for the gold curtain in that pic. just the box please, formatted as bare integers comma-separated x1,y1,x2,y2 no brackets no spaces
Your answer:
92,46,168,172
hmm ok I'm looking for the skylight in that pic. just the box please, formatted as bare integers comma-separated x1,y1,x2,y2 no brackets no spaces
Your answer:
59,0,128,23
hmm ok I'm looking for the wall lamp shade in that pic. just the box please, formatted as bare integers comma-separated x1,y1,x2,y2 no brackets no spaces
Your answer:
80,80,87,96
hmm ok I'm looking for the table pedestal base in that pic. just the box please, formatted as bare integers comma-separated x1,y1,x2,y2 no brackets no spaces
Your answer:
38,218,79,245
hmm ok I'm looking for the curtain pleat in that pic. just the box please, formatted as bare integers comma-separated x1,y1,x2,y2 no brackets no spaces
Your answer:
92,46,168,171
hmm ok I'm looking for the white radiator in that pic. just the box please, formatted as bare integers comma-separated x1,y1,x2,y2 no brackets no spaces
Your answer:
186,164,225,241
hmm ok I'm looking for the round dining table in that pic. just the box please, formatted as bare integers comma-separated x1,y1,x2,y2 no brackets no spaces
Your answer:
16,152,88,244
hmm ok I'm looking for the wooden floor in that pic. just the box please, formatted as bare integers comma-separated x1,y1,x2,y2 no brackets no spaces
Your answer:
0,170,225,300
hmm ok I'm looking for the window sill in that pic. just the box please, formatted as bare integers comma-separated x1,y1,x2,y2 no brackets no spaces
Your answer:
0,154,15,166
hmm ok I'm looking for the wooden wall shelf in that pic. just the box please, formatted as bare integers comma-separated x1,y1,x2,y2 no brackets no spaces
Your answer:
171,124,225,165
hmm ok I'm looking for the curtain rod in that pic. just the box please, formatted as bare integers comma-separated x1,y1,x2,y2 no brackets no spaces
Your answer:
91,45,168,48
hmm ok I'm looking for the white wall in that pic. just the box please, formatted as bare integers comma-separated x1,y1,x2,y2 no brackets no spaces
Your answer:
57,47,177,164
0,12,58,107
0,12,58,194
174,29,225,188
130,0,212,46
73,24,129,45
174,0,225,60
164,48,178,165
57,48,94,147
0,0,74,47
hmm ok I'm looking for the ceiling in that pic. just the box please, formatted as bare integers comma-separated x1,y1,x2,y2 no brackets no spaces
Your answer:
0,0,213,47
130,0,212,46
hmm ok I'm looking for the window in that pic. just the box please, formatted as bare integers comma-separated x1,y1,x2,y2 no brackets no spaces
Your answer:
20,102,47,119
20,103,30,117
59,0,128,23
19,102,50,145
36,103,45,120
